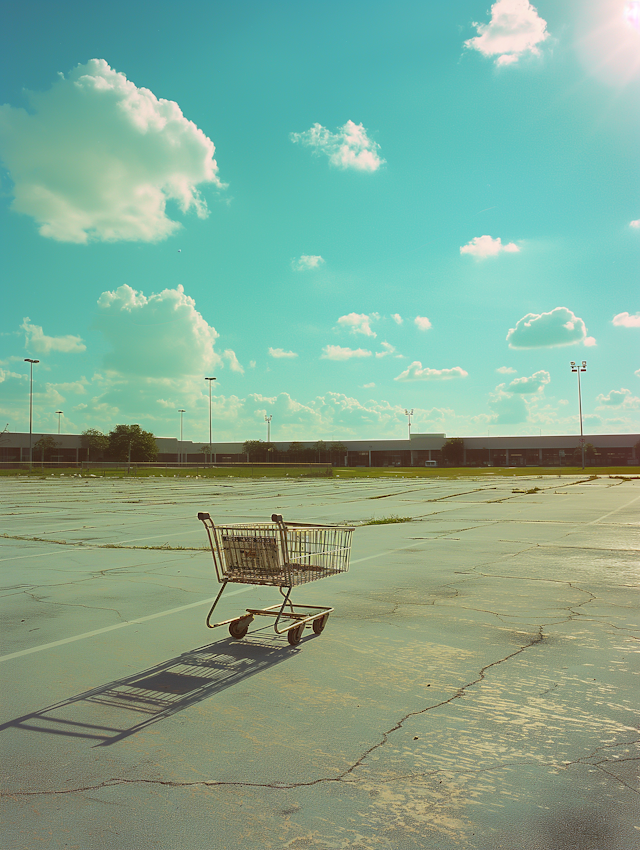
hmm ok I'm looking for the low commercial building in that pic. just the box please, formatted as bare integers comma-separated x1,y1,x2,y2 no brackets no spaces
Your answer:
1,431,638,467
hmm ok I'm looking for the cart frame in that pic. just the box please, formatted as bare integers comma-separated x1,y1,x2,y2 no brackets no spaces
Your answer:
197,512,354,645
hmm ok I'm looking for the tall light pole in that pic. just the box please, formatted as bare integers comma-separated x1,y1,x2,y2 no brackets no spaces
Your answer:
265,414,272,443
178,409,185,465
25,359,39,468
55,410,63,434
205,377,216,465
571,360,587,470
404,408,414,440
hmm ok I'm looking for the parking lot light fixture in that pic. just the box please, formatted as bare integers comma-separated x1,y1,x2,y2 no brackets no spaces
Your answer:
55,410,63,434
205,378,216,464
570,360,587,470
404,408,414,440
24,359,40,468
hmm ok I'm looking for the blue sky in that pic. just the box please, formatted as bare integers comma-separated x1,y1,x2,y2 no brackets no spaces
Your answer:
1,0,639,443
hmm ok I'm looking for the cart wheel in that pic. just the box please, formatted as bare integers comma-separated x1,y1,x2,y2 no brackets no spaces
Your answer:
287,625,304,646
312,614,329,635
229,619,250,639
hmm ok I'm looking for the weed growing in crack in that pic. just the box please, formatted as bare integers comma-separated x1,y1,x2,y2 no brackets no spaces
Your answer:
362,515,413,526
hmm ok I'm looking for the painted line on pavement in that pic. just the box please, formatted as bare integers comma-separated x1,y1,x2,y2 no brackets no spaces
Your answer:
0,538,423,663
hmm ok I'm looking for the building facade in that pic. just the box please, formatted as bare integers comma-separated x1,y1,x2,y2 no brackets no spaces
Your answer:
1,431,638,467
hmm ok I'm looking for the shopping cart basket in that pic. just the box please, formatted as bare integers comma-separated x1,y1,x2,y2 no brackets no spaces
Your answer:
197,513,354,645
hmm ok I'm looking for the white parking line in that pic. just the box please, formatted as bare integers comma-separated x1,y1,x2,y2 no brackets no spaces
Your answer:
0,539,425,663
0,585,255,663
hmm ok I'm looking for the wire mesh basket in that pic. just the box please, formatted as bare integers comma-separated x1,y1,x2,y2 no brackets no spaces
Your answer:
197,512,355,644
198,514,353,587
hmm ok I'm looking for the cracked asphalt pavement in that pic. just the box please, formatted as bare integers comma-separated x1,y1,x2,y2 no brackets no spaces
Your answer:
1,473,639,849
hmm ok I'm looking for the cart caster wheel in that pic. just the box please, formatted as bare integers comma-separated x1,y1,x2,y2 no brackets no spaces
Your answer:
287,625,304,646
312,614,329,635
229,619,250,639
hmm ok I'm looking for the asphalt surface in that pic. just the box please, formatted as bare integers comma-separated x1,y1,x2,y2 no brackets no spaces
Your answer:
1,472,639,849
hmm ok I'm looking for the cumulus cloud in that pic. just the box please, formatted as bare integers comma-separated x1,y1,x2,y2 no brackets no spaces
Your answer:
496,366,517,374
507,369,550,393
291,120,385,172
460,235,520,258
391,313,403,325
507,307,590,349
465,0,549,66
337,313,379,337
596,388,640,409
375,342,399,358
489,388,529,424
96,284,223,377
321,345,372,361
0,59,223,243
395,362,468,381
21,318,86,354
612,311,640,328
269,348,298,359
223,349,244,374
630,219,640,228
414,316,432,331
291,254,325,271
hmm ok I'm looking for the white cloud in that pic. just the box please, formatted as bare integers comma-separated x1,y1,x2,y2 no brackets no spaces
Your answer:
414,316,432,331
363,382,376,388
496,366,517,374
395,362,468,381
291,255,325,271
465,0,549,66
0,59,223,243
507,369,550,394
507,307,590,349
96,284,222,377
375,342,399,358
291,120,384,172
269,348,298,359
337,313,379,337
635,368,640,378
391,313,403,325
223,349,244,374
584,336,597,347
630,220,640,228
596,388,640,409
489,388,529,424
460,235,520,258
21,318,86,354
321,345,372,361
612,311,640,328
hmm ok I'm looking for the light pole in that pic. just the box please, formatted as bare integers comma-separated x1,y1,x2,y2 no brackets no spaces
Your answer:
55,410,63,434
571,360,587,470
24,359,39,468
178,409,185,465
265,414,272,443
205,377,216,465
404,408,414,440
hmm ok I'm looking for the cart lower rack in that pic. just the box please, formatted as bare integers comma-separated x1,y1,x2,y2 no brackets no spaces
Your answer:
197,513,354,645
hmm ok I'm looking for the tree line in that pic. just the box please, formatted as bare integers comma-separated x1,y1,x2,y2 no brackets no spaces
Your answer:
240,440,348,464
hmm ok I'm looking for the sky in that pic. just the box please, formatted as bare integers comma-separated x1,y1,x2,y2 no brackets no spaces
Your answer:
1,0,639,444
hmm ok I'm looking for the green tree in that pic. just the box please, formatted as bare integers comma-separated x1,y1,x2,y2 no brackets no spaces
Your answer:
313,440,328,462
441,438,464,466
287,441,305,460
107,425,157,462
33,435,58,465
329,442,347,465
243,440,278,461
81,428,109,461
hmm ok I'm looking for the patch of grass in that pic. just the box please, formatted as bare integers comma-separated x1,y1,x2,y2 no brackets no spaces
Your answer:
362,515,413,526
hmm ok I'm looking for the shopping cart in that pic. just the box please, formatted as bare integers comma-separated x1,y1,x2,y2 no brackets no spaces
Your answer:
197,513,354,645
